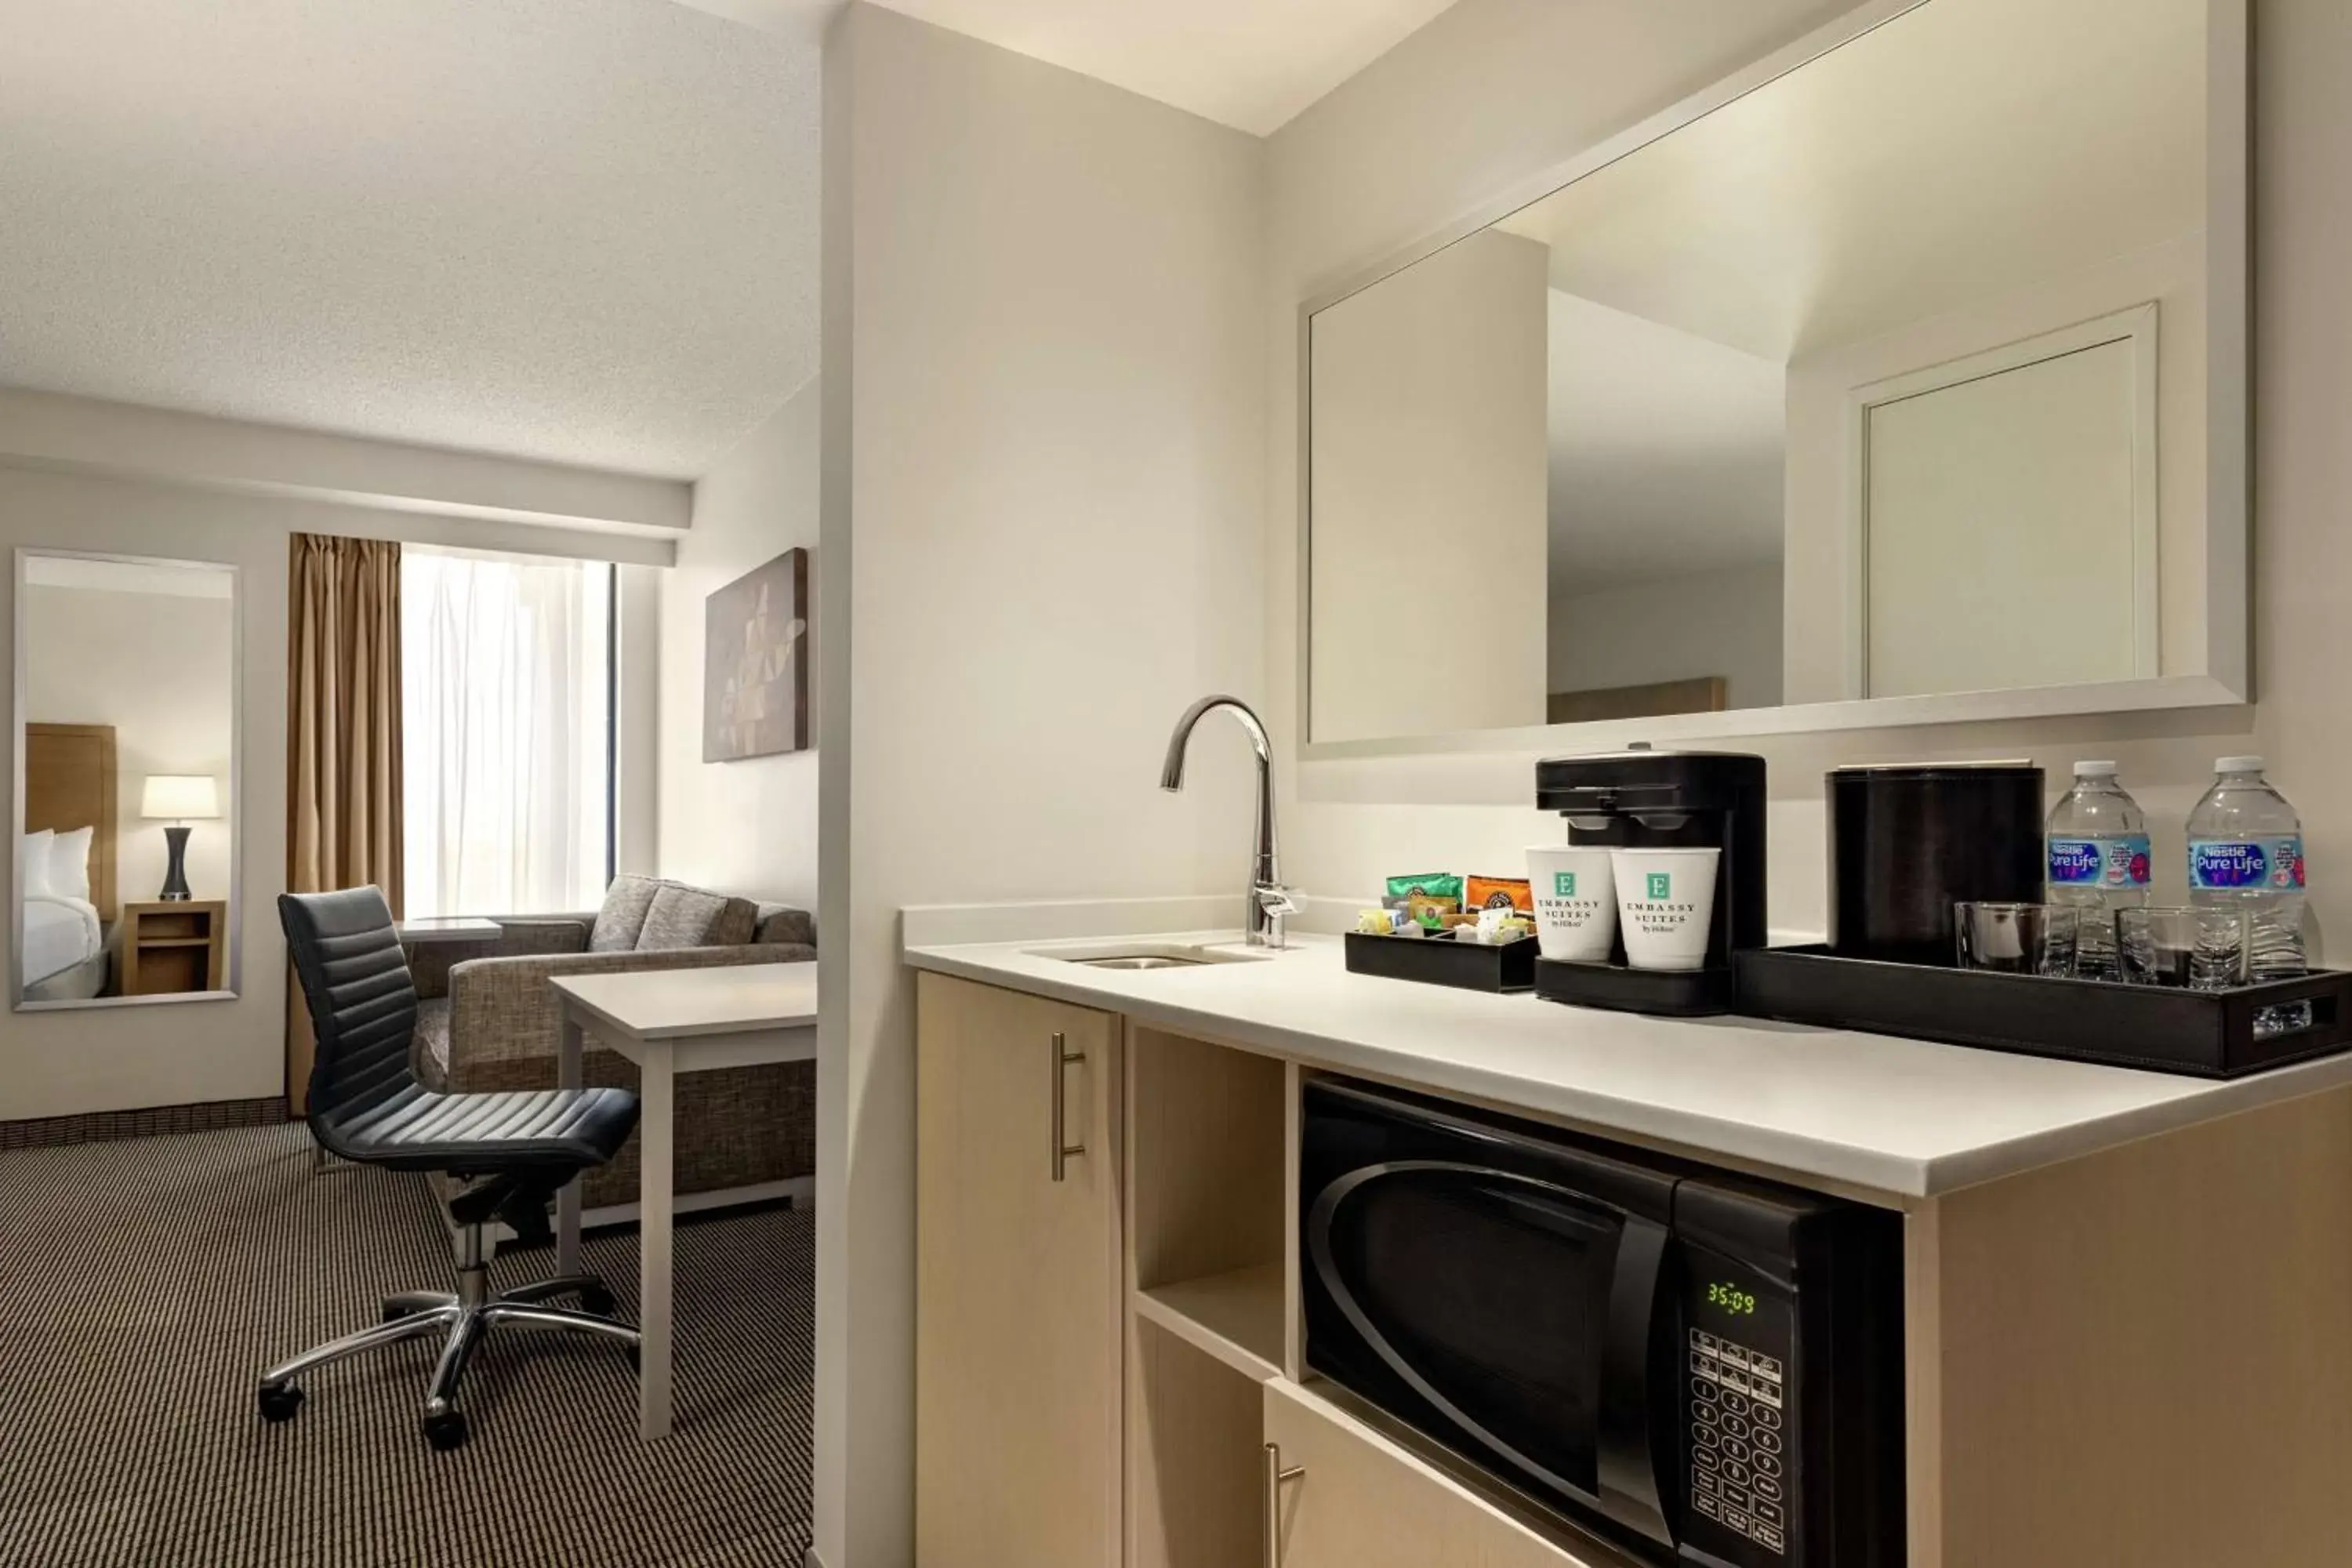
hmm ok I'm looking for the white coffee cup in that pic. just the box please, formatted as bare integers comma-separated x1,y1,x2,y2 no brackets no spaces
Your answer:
1526,846,1617,962
1610,848,1722,971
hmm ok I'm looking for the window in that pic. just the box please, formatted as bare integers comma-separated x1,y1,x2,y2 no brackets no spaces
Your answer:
401,547,614,916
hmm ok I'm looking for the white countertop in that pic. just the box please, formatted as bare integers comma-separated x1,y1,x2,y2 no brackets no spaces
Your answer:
902,929,2352,1200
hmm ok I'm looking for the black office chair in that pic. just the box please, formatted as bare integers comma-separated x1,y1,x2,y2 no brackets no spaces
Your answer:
261,886,644,1450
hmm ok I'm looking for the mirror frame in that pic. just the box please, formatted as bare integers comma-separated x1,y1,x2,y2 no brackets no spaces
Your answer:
13,547,245,1011
1294,0,2249,759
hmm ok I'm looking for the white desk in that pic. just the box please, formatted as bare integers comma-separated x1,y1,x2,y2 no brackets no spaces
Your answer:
550,963,817,1440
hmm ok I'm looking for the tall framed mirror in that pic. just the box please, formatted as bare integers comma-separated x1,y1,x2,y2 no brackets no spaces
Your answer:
1301,0,2246,753
15,550,241,1009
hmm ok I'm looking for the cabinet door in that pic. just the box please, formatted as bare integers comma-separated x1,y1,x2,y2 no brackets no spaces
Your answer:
1263,1381,1621,1568
916,972,1123,1568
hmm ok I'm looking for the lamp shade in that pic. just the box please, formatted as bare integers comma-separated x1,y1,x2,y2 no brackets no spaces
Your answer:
140,775,220,820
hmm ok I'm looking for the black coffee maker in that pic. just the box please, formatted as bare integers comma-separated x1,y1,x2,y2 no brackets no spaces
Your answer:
1533,747,1767,1017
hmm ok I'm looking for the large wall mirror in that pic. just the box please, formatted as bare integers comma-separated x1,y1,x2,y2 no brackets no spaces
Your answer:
1304,0,2245,750
15,550,241,1009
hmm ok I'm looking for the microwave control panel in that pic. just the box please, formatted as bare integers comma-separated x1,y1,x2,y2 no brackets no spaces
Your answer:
1686,1327,1791,1556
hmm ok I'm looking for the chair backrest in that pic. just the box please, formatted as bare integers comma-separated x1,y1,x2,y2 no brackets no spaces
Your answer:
279,887,420,1152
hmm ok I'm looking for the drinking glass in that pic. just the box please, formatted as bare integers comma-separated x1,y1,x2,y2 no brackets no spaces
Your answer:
1955,902,2079,977
2117,906,2249,990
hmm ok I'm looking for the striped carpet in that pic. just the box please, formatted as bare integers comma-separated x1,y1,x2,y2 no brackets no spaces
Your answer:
0,1123,813,1568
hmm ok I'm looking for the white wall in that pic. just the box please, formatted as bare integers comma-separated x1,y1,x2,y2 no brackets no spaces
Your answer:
1309,228,1550,741
0,467,291,1120
22,583,237,907
816,5,1265,1561
655,380,820,909
0,398,669,1123
1263,0,2346,957
1548,564,1784,710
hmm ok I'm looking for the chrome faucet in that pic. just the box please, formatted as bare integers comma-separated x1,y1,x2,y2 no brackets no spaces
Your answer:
1160,695,1298,949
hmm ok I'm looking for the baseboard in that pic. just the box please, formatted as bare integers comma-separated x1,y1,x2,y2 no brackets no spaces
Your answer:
803,1548,828,1568
0,1096,288,1152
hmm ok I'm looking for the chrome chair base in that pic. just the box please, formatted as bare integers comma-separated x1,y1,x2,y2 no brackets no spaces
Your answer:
257,1223,637,1451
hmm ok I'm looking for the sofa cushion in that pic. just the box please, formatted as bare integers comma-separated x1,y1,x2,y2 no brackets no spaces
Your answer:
754,906,816,947
590,873,666,953
637,884,757,950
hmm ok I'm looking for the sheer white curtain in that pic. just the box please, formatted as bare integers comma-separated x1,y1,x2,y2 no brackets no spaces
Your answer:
402,548,611,916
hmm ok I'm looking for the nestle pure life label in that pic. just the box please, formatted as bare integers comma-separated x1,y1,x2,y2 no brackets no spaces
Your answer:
2188,836,2306,891
2047,834,2152,890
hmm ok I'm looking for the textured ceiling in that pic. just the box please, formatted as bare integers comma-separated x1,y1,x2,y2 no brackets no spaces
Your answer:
0,0,818,477
677,0,1462,135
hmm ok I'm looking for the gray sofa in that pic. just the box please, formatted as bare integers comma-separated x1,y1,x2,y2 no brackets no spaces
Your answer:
410,873,815,1211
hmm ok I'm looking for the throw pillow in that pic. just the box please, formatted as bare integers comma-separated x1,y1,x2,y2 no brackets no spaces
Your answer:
589,873,666,953
706,895,758,947
754,907,816,948
47,826,93,904
636,884,749,951
19,829,54,898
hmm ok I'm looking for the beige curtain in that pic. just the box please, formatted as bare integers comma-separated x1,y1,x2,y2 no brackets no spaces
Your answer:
285,534,404,1111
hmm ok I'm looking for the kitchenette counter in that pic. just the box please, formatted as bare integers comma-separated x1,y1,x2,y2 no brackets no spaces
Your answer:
902,926,2352,1199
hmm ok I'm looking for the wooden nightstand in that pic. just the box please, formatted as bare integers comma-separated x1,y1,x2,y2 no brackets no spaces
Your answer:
119,900,228,996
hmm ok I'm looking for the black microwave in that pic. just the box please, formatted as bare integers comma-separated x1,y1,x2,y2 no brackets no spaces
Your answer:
1301,1077,1905,1567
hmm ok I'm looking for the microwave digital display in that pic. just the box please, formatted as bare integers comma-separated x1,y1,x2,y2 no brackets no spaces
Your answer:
1704,1280,1759,1317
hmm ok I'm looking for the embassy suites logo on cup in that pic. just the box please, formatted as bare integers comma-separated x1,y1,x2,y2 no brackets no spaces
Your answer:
1528,848,1616,961
1611,848,1720,972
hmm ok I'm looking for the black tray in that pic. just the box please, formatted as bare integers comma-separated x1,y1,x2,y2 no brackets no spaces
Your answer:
1345,930,1537,993
1534,956,1735,1018
1734,944,2352,1078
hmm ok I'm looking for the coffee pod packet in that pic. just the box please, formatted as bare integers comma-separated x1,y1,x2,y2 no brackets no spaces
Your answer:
1385,872,1463,909
1407,892,1465,931
1467,875,1533,915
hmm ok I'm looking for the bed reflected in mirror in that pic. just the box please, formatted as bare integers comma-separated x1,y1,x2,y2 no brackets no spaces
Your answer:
15,550,239,1009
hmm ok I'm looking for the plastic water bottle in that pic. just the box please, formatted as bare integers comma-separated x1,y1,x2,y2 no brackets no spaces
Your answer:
2045,762,2151,981
2187,756,2307,1029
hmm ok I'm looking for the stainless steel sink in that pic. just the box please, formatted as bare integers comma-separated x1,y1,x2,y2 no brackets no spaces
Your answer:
1025,941,1269,970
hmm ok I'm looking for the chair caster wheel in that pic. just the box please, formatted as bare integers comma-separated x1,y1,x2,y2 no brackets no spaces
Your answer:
579,1283,615,1317
382,1302,412,1323
423,1410,470,1452
257,1383,305,1423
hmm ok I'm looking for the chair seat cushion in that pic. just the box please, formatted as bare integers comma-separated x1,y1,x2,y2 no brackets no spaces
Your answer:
325,1083,641,1174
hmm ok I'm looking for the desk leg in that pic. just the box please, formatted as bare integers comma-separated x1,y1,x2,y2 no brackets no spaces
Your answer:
637,1039,676,1440
556,1009,584,1278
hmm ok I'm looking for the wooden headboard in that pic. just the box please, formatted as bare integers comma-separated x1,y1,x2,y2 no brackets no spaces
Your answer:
24,722,118,922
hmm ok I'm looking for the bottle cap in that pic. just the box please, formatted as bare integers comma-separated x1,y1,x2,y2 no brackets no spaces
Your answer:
2216,755,2266,773
2072,760,2118,777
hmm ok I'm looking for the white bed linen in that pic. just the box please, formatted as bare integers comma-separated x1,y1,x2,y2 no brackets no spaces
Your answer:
22,893,101,986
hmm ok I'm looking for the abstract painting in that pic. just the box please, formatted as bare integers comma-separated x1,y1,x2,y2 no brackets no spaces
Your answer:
704,547,808,761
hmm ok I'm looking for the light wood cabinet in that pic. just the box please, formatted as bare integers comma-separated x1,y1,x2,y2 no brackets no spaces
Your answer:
1263,1380,1617,1568
915,972,1123,1568
914,970,2352,1568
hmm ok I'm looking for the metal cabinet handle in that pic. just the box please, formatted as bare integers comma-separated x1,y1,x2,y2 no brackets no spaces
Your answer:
1049,1031,1085,1181
1263,1442,1304,1566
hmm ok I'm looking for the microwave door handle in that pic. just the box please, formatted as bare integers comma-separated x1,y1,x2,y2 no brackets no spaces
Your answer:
1595,1213,1675,1550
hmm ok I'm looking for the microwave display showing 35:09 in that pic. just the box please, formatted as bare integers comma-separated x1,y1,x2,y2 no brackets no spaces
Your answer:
1706,1281,1758,1316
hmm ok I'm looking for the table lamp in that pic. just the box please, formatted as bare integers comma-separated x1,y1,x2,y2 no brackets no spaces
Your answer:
140,774,220,902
